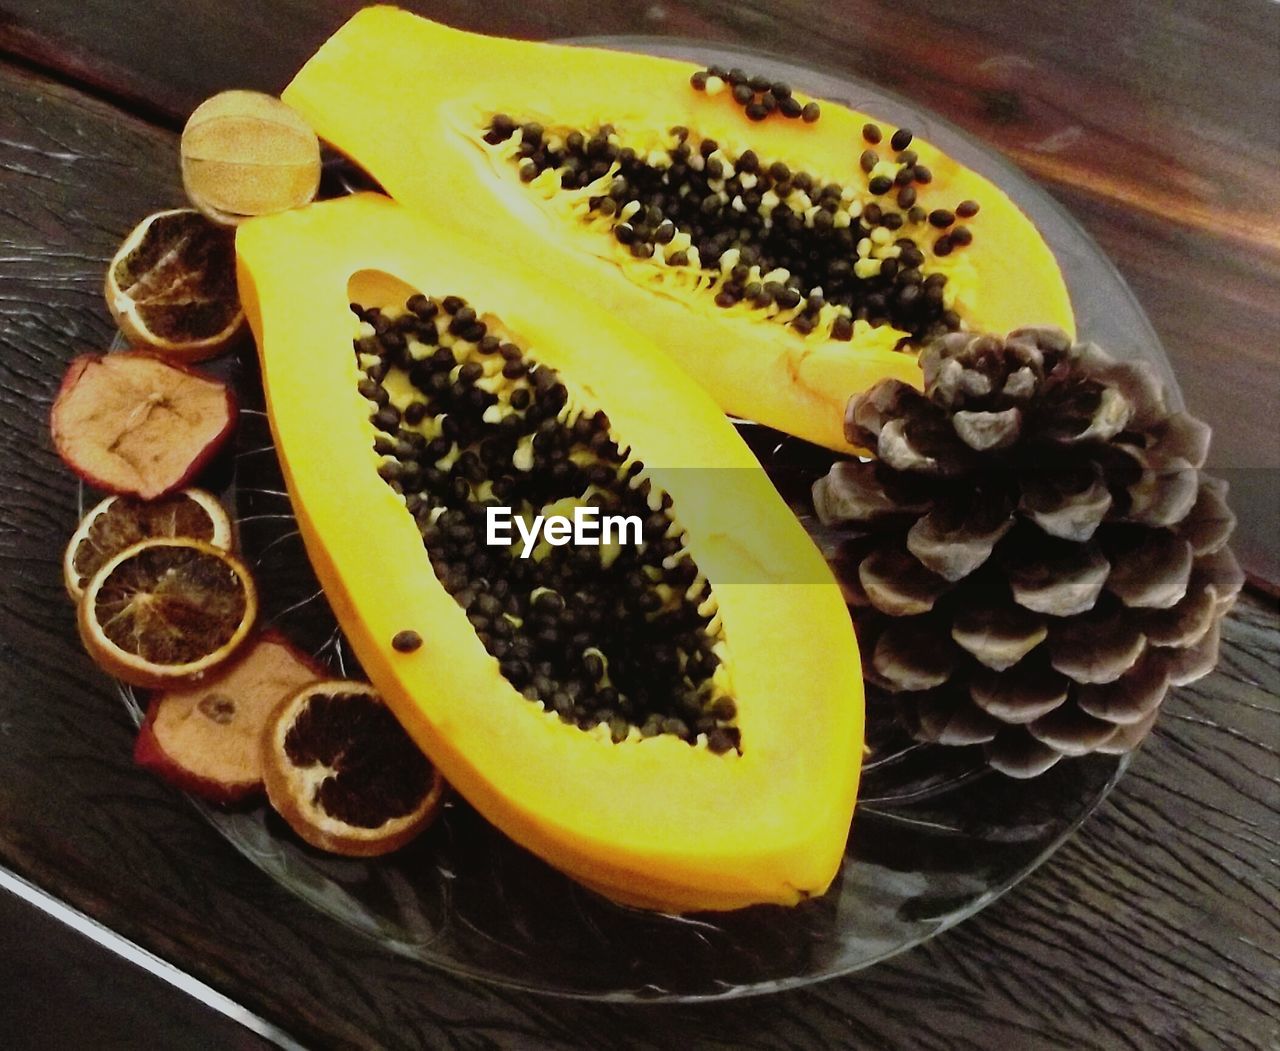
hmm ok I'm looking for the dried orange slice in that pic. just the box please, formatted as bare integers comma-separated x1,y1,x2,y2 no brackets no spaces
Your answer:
50,352,236,499
263,682,445,857
105,209,244,360
64,489,233,600
77,536,257,688
135,630,326,805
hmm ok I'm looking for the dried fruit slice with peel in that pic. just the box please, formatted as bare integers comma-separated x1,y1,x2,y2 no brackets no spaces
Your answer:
78,536,257,688
262,681,445,857
64,489,232,600
134,630,326,805
106,209,244,360
50,352,237,499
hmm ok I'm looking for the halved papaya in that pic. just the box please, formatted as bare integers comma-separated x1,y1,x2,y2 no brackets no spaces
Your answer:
235,193,863,911
282,7,1074,452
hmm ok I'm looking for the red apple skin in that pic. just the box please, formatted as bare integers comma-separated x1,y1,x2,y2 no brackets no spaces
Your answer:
133,696,262,807
50,351,238,500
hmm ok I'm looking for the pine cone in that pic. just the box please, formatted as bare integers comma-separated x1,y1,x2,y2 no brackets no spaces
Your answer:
814,328,1242,777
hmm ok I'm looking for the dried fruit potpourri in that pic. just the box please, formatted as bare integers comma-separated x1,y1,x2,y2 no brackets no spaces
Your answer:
64,488,232,600
50,351,237,500
262,681,446,857
77,536,258,688
134,630,326,805
105,208,244,360
181,90,321,224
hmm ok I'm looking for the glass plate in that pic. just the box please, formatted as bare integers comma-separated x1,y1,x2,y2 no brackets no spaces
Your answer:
94,40,1177,1001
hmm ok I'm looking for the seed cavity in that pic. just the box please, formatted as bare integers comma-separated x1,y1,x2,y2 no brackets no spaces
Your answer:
352,294,741,753
484,117,976,346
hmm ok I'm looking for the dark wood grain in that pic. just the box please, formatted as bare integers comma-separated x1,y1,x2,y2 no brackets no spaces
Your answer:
0,0,1277,589
0,58,1277,1050
0,885,275,1051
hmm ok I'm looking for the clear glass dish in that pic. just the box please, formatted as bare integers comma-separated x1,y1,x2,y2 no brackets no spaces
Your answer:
96,40,1175,1001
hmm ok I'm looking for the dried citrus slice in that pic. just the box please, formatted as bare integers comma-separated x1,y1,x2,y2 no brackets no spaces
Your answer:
263,681,445,857
134,630,326,805
105,209,244,360
50,351,237,499
64,488,232,600
77,536,257,688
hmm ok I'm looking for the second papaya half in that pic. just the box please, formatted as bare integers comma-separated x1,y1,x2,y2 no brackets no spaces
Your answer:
284,7,1074,452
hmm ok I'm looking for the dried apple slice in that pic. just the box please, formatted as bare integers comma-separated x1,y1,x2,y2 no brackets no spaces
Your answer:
64,488,232,600
50,352,236,499
78,536,257,687
263,682,446,857
134,630,326,805
106,209,244,360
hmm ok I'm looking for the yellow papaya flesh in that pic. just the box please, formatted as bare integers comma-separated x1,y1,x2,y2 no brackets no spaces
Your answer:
283,7,1074,452
235,194,864,912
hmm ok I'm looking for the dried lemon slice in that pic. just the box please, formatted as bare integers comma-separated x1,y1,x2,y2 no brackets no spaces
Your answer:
64,489,233,600
263,681,445,857
105,209,244,360
77,536,257,688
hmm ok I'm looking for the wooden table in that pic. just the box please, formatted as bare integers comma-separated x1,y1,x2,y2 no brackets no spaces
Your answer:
0,2,1276,1048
